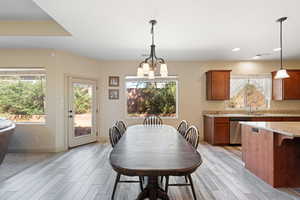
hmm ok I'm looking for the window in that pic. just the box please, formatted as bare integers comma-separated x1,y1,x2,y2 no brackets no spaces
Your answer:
227,74,271,110
126,77,178,118
0,68,46,123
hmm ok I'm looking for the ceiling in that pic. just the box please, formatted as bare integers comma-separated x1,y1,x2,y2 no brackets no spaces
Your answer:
0,0,51,20
1,0,300,61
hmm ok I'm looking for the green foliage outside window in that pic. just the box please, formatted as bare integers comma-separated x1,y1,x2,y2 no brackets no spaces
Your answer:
0,76,45,122
127,81,177,117
73,85,92,114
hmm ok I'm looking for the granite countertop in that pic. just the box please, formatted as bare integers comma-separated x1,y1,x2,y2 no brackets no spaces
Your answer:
204,114,300,117
239,122,300,138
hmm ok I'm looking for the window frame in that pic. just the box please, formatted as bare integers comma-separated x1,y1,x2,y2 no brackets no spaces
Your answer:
0,68,47,124
226,74,272,111
124,76,179,119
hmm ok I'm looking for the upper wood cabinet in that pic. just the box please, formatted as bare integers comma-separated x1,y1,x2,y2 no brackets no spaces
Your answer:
272,70,300,100
206,70,231,100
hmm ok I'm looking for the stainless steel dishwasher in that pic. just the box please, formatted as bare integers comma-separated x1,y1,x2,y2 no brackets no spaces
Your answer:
230,117,251,144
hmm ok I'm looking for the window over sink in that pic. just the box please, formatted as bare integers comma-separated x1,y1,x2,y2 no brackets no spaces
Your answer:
125,77,178,118
227,74,272,110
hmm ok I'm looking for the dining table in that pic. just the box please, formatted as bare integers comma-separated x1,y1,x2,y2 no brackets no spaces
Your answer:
109,124,202,200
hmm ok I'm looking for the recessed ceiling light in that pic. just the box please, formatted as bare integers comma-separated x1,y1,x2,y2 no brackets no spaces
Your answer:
273,47,281,52
232,48,241,52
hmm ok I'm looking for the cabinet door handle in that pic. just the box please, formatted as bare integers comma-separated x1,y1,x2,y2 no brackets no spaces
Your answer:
252,128,259,133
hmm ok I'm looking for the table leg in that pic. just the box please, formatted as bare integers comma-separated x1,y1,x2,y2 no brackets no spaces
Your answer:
137,176,169,200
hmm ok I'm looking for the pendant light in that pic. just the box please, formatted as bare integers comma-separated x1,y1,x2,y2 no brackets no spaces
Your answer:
274,17,289,79
137,20,168,78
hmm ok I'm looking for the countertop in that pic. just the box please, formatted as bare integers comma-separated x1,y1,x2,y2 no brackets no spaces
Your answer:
0,118,13,131
204,114,300,117
239,122,300,138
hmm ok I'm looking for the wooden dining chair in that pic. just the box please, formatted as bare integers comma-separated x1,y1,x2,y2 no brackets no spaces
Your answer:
177,120,189,138
109,126,122,148
143,115,163,126
164,125,200,200
160,120,189,184
109,125,143,200
185,125,200,149
115,120,127,136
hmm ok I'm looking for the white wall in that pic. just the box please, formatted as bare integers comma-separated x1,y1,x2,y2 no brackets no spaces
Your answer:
0,49,58,152
1,49,300,152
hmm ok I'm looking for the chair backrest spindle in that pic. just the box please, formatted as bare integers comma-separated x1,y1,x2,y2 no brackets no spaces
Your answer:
143,115,163,126
109,125,122,148
115,120,127,136
177,120,189,138
185,125,200,149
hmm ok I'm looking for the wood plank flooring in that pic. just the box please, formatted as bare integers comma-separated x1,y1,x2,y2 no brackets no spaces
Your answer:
0,153,52,182
0,142,299,200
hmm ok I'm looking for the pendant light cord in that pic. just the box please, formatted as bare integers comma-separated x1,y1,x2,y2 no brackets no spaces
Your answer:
277,17,287,70
280,20,283,70
151,22,154,45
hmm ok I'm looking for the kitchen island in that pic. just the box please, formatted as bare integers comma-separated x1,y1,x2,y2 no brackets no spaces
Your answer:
240,122,300,188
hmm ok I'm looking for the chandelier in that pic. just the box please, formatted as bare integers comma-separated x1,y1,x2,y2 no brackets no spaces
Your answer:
137,20,168,79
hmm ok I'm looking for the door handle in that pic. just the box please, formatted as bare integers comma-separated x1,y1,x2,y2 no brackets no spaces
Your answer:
69,115,73,118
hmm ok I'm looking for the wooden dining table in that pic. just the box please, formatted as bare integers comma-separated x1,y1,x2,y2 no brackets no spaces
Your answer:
109,125,202,200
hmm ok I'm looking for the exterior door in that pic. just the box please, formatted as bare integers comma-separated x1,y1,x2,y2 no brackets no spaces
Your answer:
68,77,97,147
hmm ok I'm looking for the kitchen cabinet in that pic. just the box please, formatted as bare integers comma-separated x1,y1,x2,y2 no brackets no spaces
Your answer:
251,117,283,121
203,115,300,145
204,116,230,145
281,117,300,121
206,70,231,100
272,70,300,100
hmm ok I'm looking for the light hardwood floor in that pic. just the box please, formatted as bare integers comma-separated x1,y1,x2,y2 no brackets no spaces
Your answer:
0,153,52,182
0,142,299,200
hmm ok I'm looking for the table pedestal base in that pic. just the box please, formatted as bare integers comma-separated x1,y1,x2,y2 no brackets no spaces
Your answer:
137,176,169,200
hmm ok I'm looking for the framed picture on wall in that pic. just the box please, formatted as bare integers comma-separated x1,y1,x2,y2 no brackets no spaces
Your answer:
108,76,120,87
109,89,119,100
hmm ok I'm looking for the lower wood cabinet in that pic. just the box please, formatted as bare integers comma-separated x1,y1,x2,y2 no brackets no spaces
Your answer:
281,117,300,121
203,115,300,145
204,116,229,145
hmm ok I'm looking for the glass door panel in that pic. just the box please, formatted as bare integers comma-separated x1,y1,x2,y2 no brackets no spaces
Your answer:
68,77,97,148
73,83,93,137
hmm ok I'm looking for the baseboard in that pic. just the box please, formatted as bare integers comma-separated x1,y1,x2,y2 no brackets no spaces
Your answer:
8,147,67,153
97,136,109,143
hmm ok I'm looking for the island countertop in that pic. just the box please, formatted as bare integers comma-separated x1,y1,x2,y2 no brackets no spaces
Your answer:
239,122,300,138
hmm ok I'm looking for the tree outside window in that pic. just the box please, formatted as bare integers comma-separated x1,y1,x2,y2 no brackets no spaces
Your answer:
126,79,177,118
0,69,46,123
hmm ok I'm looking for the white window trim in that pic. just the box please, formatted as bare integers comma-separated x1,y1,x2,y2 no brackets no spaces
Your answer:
124,76,179,119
